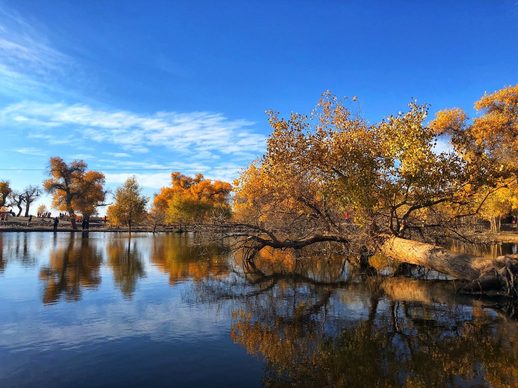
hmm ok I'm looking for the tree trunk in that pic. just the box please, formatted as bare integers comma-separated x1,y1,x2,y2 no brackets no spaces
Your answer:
24,203,30,217
68,207,77,230
380,236,518,295
496,216,502,233
16,204,22,217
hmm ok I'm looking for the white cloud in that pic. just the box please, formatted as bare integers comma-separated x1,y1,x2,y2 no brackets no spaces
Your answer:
0,101,266,159
14,147,46,156
103,152,131,158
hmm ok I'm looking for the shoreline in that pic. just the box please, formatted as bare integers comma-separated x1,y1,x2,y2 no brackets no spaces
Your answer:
0,226,185,233
1,225,518,243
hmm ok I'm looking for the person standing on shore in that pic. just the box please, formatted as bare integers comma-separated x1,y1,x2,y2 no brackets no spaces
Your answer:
53,217,59,232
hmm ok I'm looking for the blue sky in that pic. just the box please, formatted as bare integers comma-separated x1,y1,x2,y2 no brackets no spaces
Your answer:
0,0,517,212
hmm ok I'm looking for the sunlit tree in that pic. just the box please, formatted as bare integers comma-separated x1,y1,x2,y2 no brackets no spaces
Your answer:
153,172,232,225
43,157,106,229
37,204,48,216
106,177,148,233
234,86,517,256
430,84,518,232
0,180,11,209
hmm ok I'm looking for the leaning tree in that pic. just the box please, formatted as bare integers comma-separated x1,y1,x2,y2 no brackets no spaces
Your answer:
230,86,518,296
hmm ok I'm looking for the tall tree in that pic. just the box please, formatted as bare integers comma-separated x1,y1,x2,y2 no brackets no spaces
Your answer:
21,185,41,217
8,192,24,216
43,157,106,229
106,177,148,233
430,84,518,231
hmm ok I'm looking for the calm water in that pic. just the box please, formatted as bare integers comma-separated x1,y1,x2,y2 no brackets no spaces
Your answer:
0,232,516,387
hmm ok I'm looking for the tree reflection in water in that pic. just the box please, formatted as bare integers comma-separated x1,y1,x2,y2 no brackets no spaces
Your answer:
107,238,146,299
151,234,229,284
0,233,38,272
195,249,518,387
39,235,102,304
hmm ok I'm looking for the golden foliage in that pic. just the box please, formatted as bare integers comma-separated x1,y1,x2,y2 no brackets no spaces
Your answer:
153,172,232,225
43,157,106,221
234,86,517,244
106,177,148,230
0,180,11,208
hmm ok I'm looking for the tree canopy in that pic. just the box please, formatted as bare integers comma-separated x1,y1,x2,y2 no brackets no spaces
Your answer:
233,85,518,254
43,157,106,229
107,177,148,232
153,172,232,225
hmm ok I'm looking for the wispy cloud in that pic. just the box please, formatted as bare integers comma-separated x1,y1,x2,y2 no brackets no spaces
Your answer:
104,152,131,158
14,147,46,156
0,7,77,99
0,101,266,157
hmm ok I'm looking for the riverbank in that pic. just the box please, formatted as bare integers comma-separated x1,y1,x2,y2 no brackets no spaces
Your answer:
1,218,518,243
466,230,518,244
0,217,184,233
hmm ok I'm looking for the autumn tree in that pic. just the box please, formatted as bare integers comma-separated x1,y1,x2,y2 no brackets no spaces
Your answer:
231,88,518,295
153,172,232,226
106,177,148,233
430,84,518,232
233,94,475,251
37,204,48,216
148,205,166,233
478,182,518,232
43,157,106,229
0,180,11,209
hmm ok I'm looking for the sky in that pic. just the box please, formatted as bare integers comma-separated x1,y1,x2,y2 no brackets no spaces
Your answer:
0,0,517,213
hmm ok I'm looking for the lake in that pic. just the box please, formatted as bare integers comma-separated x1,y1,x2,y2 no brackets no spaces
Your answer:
0,232,516,387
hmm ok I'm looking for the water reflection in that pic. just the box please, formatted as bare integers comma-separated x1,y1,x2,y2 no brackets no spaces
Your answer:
39,235,102,304
225,279,517,386
107,238,146,298
198,251,518,386
151,234,229,284
448,239,518,257
0,232,516,386
0,233,38,272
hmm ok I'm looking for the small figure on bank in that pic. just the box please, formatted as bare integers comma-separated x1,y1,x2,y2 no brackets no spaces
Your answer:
53,217,59,232
27,215,33,226
81,217,87,231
